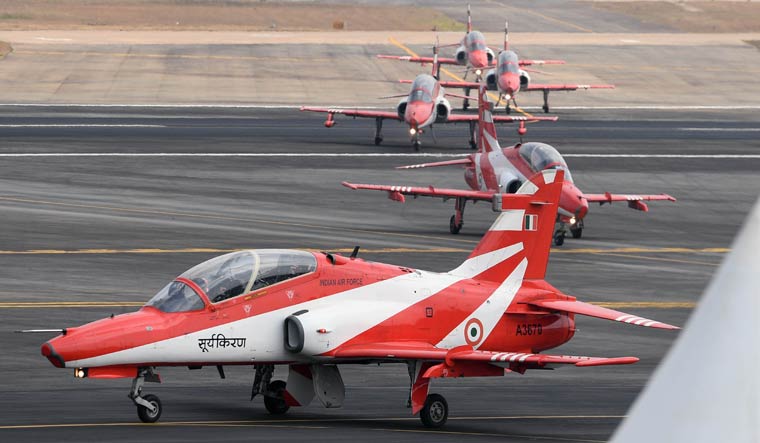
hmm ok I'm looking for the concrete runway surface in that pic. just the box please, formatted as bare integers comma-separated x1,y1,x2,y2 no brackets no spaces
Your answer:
0,105,758,442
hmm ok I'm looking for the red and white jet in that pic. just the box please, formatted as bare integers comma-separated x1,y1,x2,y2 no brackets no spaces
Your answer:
483,21,615,113
301,46,556,150
343,86,675,244
29,168,678,428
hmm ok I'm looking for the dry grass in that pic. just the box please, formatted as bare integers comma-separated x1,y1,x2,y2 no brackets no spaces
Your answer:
0,41,12,59
587,1,760,32
0,0,465,31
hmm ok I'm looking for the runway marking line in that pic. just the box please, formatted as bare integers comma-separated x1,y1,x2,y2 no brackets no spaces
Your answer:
594,252,719,267
387,37,535,118
0,153,756,159
12,49,326,63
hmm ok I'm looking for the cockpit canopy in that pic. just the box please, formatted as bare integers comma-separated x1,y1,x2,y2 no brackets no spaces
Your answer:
408,74,436,103
145,250,317,312
518,142,573,182
466,31,487,51
497,51,520,75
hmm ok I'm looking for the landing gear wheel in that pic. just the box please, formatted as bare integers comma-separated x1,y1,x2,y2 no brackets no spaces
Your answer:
570,227,582,239
136,394,162,423
413,141,421,151
505,105,511,115
374,136,383,145
420,393,448,428
264,380,289,415
449,215,462,235
553,232,565,246
462,101,469,111
543,105,549,113
469,140,477,150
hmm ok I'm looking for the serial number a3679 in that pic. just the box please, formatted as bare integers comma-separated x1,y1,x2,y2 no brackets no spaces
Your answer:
515,323,543,336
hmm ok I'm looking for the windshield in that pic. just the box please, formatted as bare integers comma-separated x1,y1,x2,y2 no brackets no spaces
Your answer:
180,250,316,304
146,281,205,313
467,32,487,51
498,51,520,75
408,75,435,103
518,143,573,182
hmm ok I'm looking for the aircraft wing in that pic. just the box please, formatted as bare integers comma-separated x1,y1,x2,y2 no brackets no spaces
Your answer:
377,54,460,65
524,84,615,92
446,114,558,123
525,299,680,330
300,106,401,121
396,157,474,170
342,181,495,203
583,192,676,212
438,80,482,89
519,59,566,66
333,342,638,369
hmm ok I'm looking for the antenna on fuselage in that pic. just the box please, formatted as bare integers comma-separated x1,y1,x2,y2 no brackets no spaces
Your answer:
504,20,509,51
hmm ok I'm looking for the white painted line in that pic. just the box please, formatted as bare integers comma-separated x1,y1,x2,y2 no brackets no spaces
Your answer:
34,37,72,42
0,124,166,128
678,128,760,132
563,154,760,159
0,153,756,159
0,103,758,111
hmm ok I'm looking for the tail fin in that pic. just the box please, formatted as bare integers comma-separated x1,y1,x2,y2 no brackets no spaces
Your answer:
467,4,472,33
453,170,562,282
477,85,501,153
431,37,441,80
504,20,509,51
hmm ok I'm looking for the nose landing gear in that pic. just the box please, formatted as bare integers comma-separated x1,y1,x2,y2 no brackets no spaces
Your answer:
129,368,162,423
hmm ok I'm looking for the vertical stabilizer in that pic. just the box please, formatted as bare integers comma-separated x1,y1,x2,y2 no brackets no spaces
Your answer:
432,37,441,80
453,169,563,282
504,20,509,51
467,4,472,34
477,85,501,153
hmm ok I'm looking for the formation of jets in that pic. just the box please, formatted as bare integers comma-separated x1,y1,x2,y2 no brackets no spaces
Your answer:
24,4,684,431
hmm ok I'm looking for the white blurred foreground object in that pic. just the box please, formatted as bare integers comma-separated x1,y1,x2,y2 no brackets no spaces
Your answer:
611,196,760,442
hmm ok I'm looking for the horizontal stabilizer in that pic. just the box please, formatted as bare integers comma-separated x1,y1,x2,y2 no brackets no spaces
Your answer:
527,299,680,330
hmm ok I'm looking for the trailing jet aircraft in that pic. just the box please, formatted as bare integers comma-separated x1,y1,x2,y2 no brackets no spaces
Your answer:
27,168,677,428
301,44,556,150
343,86,674,244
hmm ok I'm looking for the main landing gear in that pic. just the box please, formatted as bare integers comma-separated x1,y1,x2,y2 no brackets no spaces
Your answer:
251,365,290,415
374,117,384,146
542,90,551,113
420,394,449,428
449,197,467,234
462,86,471,111
130,368,162,423
570,219,584,239
468,121,477,149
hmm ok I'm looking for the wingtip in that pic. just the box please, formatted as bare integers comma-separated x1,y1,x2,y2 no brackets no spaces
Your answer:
341,181,358,190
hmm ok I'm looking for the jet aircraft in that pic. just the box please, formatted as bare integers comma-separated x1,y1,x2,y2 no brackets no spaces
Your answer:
301,44,556,150
28,168,678,428
482,21,614,114
343,86,675,244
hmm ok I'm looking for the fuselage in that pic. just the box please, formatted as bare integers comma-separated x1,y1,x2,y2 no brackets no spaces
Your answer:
495,50,521,97
42,250,575,371
464,142,589,222
403,74,444,131
459,31,492,69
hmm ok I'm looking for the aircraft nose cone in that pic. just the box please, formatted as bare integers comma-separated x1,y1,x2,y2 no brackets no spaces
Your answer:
41,341,65,368
560,181,588,221
471,51,488,68
498,72,519,95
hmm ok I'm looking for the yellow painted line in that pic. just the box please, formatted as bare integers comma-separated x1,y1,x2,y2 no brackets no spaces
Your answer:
13,50,324,63
595,252,719,267
552,247,729,254
387,37,534,118
592,302,695,309
0,415,624,430
485,0,594,34
0,195,479,245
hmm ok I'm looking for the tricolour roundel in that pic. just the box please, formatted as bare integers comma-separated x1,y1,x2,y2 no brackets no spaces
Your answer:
464,318,484,346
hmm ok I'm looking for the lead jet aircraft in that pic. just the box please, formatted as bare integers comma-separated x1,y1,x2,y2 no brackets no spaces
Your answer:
28,168,678,428
343,85,674,244
301,44,556,150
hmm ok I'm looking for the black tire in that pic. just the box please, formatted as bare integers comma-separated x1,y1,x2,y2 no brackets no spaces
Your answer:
264,380,290,415
374,137,383,145
543,105,549,113
469,140,477,150
505,106,511,115
462,101,469,111
420,394,448,428
449,215,462,235
554,233,565,246
136,394,162,423
413,141,421,152
570,227,582,239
